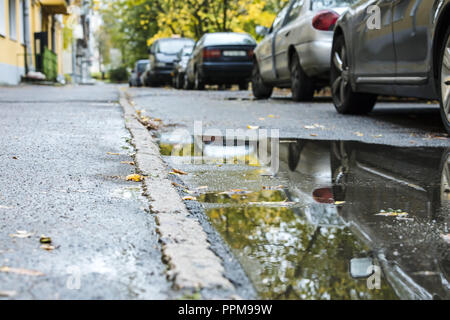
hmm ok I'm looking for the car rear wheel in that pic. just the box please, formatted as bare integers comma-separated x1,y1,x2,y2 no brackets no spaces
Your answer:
331,35,377,114
290,52,314,101
251,62,273,99
439,26,450,134
194,69,205,90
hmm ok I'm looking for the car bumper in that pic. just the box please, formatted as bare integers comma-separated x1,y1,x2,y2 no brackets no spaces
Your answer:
200,62,253,83
296,40,332,77
151,67,173,82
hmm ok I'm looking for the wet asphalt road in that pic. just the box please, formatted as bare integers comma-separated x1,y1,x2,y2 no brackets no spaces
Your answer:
0,84,170,299
129,87,449,147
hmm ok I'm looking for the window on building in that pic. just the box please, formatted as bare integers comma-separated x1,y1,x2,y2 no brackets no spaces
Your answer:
9,0,17,40
0,0,6,36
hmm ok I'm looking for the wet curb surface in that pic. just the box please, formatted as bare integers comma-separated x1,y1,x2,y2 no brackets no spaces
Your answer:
119,88,255,299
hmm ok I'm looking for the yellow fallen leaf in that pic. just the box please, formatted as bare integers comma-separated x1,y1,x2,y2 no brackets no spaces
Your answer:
0,266,44,276
182,196,197,201
376,210,408,217
107,152,121,155
40,244,55,251
372,134,383,138
9,230,34,239
310,133,318,137
39,236,52,244
247,125,259,130
171,168,187,175
334,201,346,205
120,161,135,165
126,174,143,182
354,132,364,137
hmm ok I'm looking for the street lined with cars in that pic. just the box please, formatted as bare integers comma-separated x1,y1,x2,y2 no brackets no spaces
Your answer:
130,0,450,134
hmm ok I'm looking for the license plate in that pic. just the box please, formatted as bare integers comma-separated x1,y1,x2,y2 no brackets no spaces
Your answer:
223,50,246,57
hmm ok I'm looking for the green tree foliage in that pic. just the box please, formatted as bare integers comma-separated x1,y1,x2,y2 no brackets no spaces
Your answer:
99,0,289,67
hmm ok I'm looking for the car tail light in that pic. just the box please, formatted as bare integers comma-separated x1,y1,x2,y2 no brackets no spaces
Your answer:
203,48,221,59
312,10,339,31
247,49,254,58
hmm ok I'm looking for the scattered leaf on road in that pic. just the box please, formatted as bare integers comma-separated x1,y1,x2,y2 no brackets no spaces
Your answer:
171,168,187,175
40,244,55,251
354,132,364,137
441,234,450,244
262,185,284,190
0,266,44,276
120,161,135,165
334,201,346,205
12,156,18,160
0,205,13,210
107,152,121,155
126,174,143,182
171,182,185,188
39,236,52,244
9,230,34,239
197,186,208,190
376,209,409,217
310,133,318,137
372,134,383,138
0,290,16,297
247,125,259,130
182,196,197,201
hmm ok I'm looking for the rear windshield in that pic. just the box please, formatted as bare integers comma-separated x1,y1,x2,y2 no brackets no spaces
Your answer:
204,33,256,46
311,0,356,10
159,39,194,54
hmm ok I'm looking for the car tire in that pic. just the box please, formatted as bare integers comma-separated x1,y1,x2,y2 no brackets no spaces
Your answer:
251,61,273,99
439,25,450,134
330,35,377,114
194,69,205,90
239,82,249,91
290,52,314,102
184,73,194,90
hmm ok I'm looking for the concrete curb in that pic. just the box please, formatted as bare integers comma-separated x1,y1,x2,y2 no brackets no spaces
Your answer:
118,88,235,295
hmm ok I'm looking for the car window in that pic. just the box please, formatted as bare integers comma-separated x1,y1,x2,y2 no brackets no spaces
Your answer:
158,39,195,54
310,0,357,10
271,5,290,32
203,33,256,46
285,0,304,25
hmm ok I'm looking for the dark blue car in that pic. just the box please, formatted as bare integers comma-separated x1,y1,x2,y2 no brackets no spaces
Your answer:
184,32,257,90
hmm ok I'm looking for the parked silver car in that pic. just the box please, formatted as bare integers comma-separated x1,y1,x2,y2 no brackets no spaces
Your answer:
252,0,356,101
331,0,450,134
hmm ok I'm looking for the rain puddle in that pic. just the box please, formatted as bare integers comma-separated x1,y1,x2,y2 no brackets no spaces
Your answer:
158,133,450,300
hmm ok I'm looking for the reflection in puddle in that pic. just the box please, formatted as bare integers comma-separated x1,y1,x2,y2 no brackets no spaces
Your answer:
159,132,450,300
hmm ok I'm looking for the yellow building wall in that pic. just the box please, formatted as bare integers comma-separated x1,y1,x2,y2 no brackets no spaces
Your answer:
0,0,25,68
1,0,69,82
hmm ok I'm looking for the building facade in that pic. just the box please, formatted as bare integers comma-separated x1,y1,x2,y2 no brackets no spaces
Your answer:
0,0,69,85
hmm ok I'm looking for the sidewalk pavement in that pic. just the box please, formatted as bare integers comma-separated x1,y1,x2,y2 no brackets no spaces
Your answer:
0,84,171,299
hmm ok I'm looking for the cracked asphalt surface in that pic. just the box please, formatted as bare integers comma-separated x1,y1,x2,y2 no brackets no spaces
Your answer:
0,84,171,299
129,87,449,147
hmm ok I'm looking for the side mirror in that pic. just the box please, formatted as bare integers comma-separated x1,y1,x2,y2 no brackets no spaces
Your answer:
255,25,269,37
